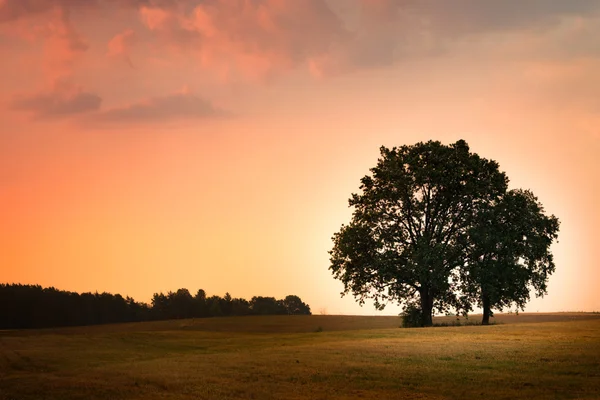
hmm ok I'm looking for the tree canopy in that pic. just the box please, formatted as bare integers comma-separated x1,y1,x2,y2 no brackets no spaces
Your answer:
329,140,559,326
0,284,311,329
461,189,560,324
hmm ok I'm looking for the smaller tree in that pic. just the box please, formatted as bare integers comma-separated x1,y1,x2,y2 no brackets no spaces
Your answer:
462,189,559,324
250,296,286,315
151,292,169,320
282,295,311,315
170,288,195,319
231,298,251,316
194,289,208,317
205,295,224,317
222,292,233,316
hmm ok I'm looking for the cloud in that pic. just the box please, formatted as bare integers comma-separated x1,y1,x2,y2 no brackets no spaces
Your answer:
138,0,347,79
139,5,200,48
107,28,136,67
3,0,600,83
0,4,89,80
311,0,600,76
413,0,600,36
8,82,229,124
309,0,407,76
0,0,150,22
0,0,101,52
46,7,88,56
3,0,345,79
0,0,57,22
10,79,102,118
107,29,136,57
94,87,229,123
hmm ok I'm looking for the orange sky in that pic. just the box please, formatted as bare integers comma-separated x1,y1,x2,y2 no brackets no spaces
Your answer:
1,0,599,315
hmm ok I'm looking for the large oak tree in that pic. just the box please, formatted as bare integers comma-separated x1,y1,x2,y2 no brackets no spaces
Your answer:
330,140,507,326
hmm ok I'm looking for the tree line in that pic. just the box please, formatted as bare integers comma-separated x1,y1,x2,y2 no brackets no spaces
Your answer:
330,140,559,326
0,284,311,329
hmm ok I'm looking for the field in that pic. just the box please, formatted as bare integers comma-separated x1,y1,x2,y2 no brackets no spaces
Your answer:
1,313,599,400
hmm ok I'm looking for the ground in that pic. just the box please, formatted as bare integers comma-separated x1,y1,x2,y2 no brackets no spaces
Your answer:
1,313,599,399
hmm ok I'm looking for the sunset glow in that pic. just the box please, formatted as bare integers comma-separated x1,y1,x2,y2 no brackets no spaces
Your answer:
1,0,599,315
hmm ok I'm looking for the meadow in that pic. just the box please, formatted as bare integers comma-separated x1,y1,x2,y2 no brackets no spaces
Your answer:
1,313,599,399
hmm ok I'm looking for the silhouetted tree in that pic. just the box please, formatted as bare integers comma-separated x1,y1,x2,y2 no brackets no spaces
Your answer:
250,296,286,315
230,297,252,316
221,292,233,316
0,284,312,329
0,284,151,329
282,295,311,315
194,289,208,317
207,295,224,317
461,189,559,324
171,288,195,319
330,140,507,326
151,292,169,320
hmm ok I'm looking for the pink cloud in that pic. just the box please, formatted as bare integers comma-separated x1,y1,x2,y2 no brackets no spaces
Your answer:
139,6,170,31
191,0,344,61
308,0,414,77
0,0,150,22
139,5,200,50
107,29,136,57
107,28,136,67
94,87,230,123
10,79,102,119
44,8,88,64
138,0,346,79
8,81,230,124
0,5,88,80
3,0,600,88
0,0,58,22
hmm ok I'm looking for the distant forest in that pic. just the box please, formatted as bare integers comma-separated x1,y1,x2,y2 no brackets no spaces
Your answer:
0,284,311,330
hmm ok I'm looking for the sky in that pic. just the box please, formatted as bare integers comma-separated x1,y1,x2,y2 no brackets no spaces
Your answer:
1,0,599,315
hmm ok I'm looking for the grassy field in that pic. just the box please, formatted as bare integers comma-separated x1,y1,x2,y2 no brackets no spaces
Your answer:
1,313,599,400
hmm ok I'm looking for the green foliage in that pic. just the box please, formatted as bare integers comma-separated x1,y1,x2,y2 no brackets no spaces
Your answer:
330,140,507,326
461,189,560,322
330,139,559,326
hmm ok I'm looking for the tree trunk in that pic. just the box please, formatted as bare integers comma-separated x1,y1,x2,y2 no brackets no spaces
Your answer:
420,289,434,327
482,291,491,326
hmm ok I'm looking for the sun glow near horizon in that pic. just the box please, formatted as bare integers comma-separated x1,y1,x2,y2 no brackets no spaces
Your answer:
0,0,599,315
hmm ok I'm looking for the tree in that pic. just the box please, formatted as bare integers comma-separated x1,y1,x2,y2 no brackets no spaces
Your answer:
250,296,286,315
282,295,312,315
170,289,195,319
230,297,251,316
194,289,208,317
222,292,233,316
151,292,169,320
330,140,507,326
461,189,559,324
0,284,313,329
207,295,224,317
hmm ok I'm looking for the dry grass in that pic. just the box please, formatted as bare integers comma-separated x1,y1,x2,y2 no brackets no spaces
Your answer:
1,313,599,399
